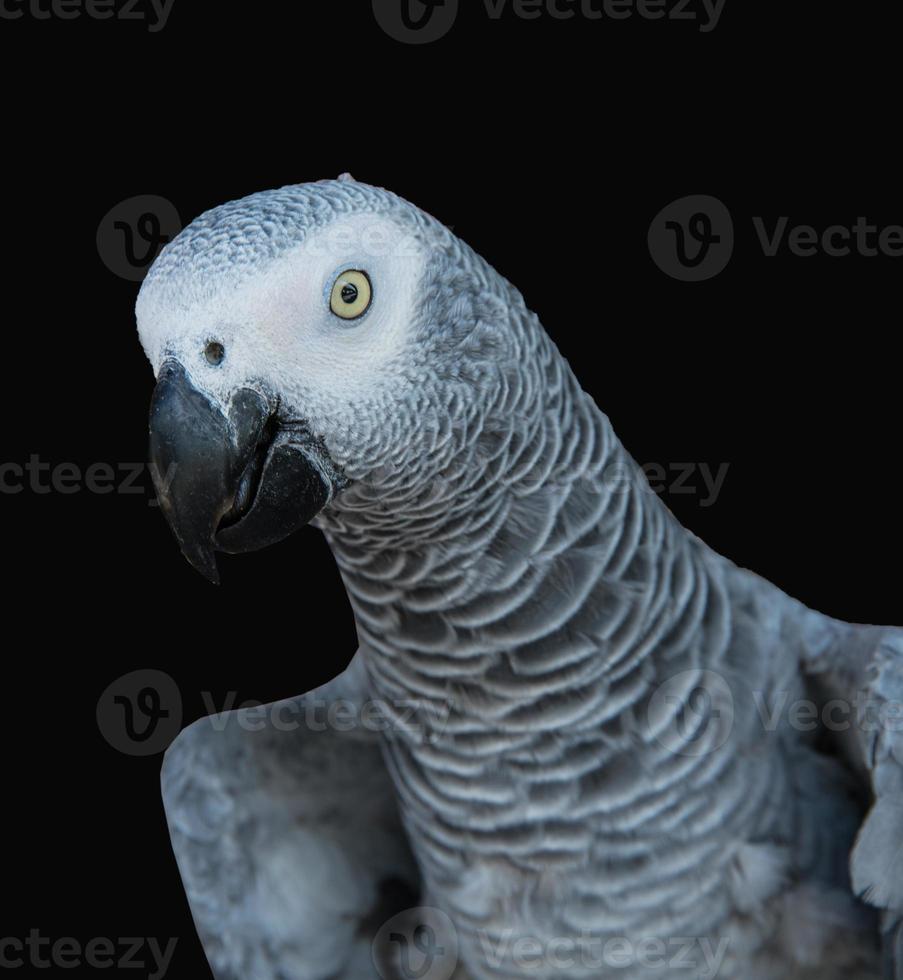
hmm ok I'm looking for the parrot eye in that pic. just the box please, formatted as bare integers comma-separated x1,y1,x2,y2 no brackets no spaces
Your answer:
329,270,372,320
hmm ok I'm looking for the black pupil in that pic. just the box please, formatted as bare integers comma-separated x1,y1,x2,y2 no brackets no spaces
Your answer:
341,283,358,304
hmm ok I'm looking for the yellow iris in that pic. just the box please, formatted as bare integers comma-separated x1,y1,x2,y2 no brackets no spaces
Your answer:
329,270,372,320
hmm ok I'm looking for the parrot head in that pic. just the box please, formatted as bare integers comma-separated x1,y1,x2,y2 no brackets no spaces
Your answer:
137,178,521,582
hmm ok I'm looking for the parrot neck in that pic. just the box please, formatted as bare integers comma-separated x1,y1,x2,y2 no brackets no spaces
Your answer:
321,343,734,722
319,363,748,895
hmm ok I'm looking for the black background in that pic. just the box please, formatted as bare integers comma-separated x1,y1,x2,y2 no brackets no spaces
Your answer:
3,1,900,976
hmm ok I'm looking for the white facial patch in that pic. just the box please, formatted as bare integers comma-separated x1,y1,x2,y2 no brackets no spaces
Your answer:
136,211,428,423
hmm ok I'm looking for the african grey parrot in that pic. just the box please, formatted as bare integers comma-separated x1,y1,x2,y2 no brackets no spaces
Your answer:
137,176,903,980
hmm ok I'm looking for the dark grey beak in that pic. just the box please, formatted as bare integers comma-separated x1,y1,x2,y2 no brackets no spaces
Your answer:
148,360,331,583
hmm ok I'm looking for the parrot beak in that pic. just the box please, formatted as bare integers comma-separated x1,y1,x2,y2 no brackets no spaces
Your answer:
148,360,332,584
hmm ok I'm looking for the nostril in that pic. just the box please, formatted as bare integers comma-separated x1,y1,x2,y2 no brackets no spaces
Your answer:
204,341,225,366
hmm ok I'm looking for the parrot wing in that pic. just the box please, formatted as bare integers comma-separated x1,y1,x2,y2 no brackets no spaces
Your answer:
803,621,903,978
160,650,421,980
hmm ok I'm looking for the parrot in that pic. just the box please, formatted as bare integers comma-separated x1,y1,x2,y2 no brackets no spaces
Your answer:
138,175,903,980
